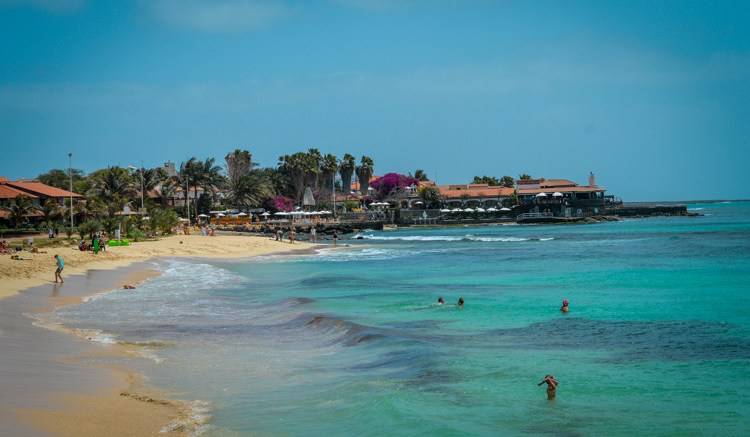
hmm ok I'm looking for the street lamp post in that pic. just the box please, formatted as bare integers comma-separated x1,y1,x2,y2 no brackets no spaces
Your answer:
68,153,73,237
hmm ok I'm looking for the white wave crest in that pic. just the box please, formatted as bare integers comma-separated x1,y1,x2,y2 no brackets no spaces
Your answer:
353,234,553,243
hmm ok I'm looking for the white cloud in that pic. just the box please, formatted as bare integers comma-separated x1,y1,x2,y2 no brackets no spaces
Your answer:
0,0,85,13
144,0,290,32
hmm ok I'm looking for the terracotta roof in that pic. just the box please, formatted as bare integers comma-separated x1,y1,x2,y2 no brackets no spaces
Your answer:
438,184,514,199
0,184,37,200
517,186,604,195
4,180,81,198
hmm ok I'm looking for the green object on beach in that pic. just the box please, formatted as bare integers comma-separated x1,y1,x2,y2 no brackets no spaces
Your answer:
107,239,130,246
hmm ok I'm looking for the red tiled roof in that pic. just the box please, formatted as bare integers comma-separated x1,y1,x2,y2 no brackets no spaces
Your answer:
438,184,514,199
0,184,37,199
517,186,604,195
4,180,82,198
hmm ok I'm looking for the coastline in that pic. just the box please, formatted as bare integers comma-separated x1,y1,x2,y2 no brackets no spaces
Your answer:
0,234,321,436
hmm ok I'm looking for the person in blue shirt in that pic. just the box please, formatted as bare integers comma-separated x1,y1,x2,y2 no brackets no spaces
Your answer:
54,254,64,283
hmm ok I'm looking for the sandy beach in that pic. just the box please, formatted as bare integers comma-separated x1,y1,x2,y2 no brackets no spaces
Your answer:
0,234,318,436
0,233,316,300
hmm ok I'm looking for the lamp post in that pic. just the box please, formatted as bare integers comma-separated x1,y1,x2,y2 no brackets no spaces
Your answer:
68,152,73,237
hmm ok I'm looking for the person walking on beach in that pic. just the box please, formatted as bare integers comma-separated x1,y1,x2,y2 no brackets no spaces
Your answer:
538,375,559,400
289,228,296,244
310,227,317,243
561,299,569,313
54,254,64,283
332,231,338,246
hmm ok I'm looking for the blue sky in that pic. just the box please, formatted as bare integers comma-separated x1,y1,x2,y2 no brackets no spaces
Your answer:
1,0,748,201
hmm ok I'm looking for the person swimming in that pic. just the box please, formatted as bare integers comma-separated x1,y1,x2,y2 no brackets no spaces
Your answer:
457,297,464,308
437,297,445,305
561,299,569,313
538,374,559,400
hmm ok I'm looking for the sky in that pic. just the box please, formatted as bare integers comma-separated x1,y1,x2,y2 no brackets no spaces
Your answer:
1,0,748,201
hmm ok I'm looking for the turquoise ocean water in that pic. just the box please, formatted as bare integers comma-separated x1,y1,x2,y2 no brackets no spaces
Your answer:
55,201,750,436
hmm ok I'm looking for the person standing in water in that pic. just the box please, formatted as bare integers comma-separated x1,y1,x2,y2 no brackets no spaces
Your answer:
54,254,64,283
437,297,445,305
538,375,559,400
332,231,338,246
457,297,464,308
561,299,569,313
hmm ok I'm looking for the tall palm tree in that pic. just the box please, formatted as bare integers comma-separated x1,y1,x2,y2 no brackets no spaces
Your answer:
228,170,275,208
305,148,322,191
10,195,34,228
339,154,356,193
178,158,200,217
414,169,428,182
278,153,308,203
199,158,225,209
41,198,62,223
320,154,338,196
88,166,135,217
225,149,253,186
356,156,375,195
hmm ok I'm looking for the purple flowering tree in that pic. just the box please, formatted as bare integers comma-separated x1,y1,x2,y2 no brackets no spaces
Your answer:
370,173,420,200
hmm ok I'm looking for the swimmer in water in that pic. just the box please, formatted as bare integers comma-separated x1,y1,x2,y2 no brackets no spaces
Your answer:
437,297,445,305
457,297,464,308
561,299,569,313
538,374,559,400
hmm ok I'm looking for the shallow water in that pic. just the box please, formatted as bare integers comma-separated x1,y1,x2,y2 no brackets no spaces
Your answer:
55,201,750,436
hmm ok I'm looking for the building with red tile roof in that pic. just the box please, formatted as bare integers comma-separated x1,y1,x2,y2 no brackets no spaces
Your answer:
0,178,81,208
437,183,515,207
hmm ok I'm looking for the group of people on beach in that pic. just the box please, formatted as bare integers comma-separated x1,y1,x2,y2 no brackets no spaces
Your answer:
78,234,106,254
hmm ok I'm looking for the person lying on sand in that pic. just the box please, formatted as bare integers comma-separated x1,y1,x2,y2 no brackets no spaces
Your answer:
538,375,559,400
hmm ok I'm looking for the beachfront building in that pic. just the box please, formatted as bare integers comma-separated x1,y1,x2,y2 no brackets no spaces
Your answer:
0,177,82,207
437,184,515,208
516,173,618,216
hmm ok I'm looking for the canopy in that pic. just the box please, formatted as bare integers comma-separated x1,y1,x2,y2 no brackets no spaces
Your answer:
476,207,486,212
274,212,288,216
198,213,208,218
414,201,423,204
237,212,248,216
261,212,271,216
552,192,564,197
463,208,475,212
535,192,548,197
440,209,451,212
217,213,225,217
500,207,511,211
451,208,462,213
487,207,498,212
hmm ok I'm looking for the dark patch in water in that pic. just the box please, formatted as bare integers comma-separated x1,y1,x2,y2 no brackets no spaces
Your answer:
481,318,750,362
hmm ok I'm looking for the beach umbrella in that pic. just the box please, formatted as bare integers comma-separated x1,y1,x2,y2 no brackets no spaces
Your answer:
487,207,498,212
414,201,423,204
464,208,475,213
552,192,564,197
440,209,451,212
237,212,248,216
451,208,462,212
476,207,486,212
217,213,225,217
198,213,208,218
536,192,548,198
261,212,270,217
500,207,511,211
274,212,288,216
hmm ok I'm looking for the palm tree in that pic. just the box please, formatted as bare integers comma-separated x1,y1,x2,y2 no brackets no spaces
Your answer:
41,198,62,223
278,153,308,203
228,170,275,208
356,156,374,195
414,169,428,182
519,174,532,180
10,195,34,228
320,154,338,196
339,154,356,193
199,158,225,208
88,166,135,217
178,158,201,217
305,148,322,191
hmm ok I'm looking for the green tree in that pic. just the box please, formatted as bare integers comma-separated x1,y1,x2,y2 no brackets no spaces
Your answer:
338,154,356,193
418,186,442,209
87,167,135,217
228,169,275,208
37,168,86,191
77,219,102,239
356,156,374,195
414,169,429,182
472,176,500,186
519,174,532,180
149,208,179,236
320,154,338,195
500,176,515,188
41,199,62,224
225,149,253,186
10,195,34,228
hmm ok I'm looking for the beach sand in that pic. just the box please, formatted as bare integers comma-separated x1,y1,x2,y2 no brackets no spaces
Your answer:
0,233,315,299
0,234,319,436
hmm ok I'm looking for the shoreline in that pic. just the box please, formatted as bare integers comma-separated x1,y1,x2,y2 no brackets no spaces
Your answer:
0,235,323,436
